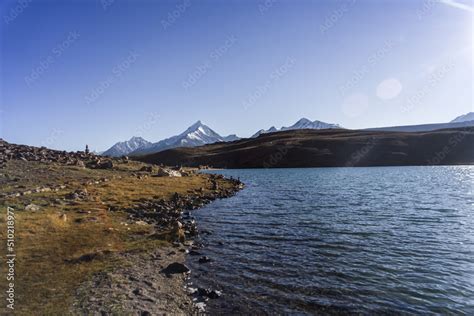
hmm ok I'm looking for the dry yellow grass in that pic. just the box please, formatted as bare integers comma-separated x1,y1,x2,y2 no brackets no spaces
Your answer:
0,160,224,315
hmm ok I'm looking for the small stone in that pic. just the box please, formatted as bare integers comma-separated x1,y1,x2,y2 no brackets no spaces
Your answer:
132,288,141,295
65,192,79,200
195,302,206,312
25,204,40,211
208,290,222,299
186,287,198,294
197,288,211,297
143,280,154,288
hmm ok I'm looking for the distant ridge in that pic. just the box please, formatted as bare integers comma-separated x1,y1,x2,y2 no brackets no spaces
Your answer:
365,120,474,133
367,112,474,132
252,118,341,138
135,127,474,168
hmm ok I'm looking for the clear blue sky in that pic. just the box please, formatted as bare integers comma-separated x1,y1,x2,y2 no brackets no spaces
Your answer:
1,0,472,151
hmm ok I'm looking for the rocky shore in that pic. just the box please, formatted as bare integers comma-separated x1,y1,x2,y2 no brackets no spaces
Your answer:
0,139,244,315
72,176,244,315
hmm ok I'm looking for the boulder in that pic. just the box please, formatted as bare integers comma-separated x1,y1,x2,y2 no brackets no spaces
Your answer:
139,166,153,172
97,160,114,169
160,262,190,274
75,160,86,168
155,167,182,177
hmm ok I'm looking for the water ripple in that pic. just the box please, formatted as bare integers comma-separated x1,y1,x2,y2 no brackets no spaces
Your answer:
188,166,474,314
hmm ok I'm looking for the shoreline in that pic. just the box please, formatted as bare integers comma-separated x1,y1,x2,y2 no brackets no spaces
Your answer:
71,174,244,315
0,139,244,314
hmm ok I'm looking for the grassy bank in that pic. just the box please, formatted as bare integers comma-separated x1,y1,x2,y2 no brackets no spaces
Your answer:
0,159,236,315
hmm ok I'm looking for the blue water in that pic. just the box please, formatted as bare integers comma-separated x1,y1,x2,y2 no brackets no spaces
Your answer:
188,166,474,315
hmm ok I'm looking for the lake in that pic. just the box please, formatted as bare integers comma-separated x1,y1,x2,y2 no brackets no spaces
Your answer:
188,166,474,314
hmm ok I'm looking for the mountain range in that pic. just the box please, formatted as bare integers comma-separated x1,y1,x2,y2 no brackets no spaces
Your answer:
102,112,474,157
102,121,241,157
251,118,340,138
130,121,239,156
135,127,474,168
102,136,151,157
102,118,342,157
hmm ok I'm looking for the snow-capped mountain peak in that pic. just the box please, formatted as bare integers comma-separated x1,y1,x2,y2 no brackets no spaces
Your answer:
295,118,312,125
183,120,204,133
282,118,341,131
252,118,341,138
130,121,240,155
102,136,152,157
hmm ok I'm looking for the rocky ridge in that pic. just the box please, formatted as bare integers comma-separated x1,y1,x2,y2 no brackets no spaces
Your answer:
0,138,112,169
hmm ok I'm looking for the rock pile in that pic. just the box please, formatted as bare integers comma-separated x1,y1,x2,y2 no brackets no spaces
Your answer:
0,138,116,169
